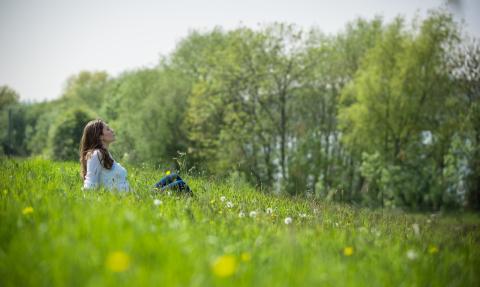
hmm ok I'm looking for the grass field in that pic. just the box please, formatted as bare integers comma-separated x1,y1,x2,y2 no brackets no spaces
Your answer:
1,158,479,286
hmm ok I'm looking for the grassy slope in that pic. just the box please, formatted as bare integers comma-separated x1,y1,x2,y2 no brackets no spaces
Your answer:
0,158,479,287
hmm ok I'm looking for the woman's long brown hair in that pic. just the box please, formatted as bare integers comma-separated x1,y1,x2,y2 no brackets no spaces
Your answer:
79,119,114,179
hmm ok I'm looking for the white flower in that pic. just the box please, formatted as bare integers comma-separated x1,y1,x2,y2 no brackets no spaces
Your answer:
153,199,162,206
406,250,418,260
299,213,307,218
284,217,293,225
249,211,257,218
238,211,245,218
412,223,420,236
226,201,234,208
266,208,273,214
220,196,226,202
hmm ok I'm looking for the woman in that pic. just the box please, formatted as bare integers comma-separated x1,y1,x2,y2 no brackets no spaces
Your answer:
79,119,191,194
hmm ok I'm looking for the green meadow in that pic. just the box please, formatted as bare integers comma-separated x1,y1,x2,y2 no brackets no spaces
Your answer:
1,158,479,287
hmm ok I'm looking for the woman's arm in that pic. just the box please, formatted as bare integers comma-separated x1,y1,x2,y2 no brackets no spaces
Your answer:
83,150,102,189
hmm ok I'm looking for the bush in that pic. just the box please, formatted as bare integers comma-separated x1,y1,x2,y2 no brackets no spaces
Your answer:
48,108,94,161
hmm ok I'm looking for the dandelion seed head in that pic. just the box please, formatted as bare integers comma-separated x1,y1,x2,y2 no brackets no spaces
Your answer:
153,199,162,206
406,250,418,260
266,208,273,214
226,201,234,208
238,211,245,218
284,217,292,224
249,211,257,218
220,196,226,202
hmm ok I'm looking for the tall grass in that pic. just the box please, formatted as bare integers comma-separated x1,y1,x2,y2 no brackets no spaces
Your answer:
0,158,479,286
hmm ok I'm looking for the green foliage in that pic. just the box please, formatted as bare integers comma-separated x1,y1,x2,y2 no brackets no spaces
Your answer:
1,158,479,286
0,85,19,110
48,108,94,161
7,9,479,209
62,71,110,110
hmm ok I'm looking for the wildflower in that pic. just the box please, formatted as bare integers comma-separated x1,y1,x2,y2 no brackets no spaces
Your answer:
284,217,293,225
153,199,162,206
211,255,237,277
165,170,171,175
412,223,420,236
241,252,252,262
238,211,245,218
428,245,439,254
406,249,418,260
226,201,234,208
105,251,131,272
249,211,257,218
343,246,354,256
22,207,34,215
220,196,226,202
266,208,273,214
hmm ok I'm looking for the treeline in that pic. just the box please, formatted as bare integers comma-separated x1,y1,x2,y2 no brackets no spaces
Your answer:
1,10,479,210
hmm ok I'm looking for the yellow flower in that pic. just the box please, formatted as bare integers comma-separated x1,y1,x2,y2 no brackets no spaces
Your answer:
22,207,34,215
428,245,439,254
212,255,237,277
105,251,131,272
166,170,171,175
241,252,251,262
343,246,354,256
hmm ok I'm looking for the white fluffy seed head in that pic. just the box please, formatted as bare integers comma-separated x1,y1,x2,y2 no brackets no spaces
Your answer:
406,250,418,260
284,217,293,224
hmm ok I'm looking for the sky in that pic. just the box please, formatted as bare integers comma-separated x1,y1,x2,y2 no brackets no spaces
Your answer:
1,0,479,102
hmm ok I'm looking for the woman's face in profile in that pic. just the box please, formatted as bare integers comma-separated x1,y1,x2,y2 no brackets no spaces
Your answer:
101,124,116,145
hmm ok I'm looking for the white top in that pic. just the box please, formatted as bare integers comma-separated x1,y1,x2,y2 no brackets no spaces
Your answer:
83,149,130,192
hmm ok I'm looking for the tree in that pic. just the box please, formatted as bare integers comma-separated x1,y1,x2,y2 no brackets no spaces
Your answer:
0,85,19,110
338,11,461,208
48,108,93,161
447,38,480,209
